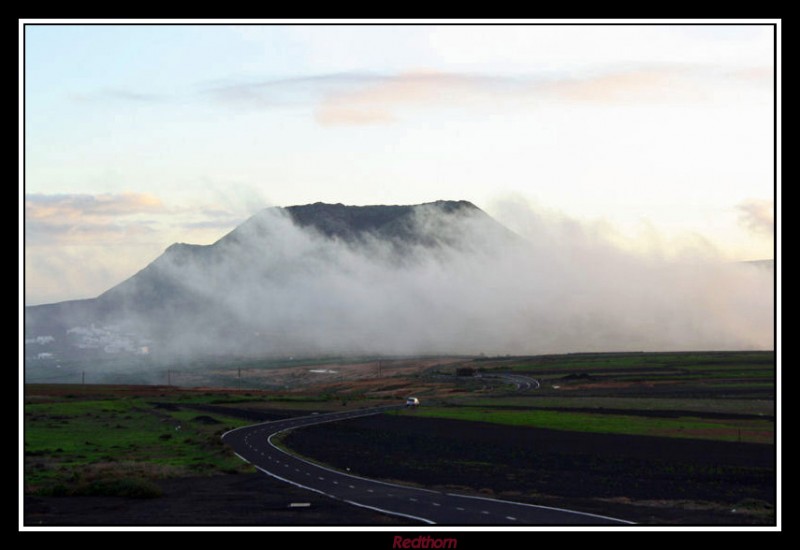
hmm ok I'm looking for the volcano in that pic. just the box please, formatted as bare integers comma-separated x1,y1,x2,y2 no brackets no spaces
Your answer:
24,200,523,359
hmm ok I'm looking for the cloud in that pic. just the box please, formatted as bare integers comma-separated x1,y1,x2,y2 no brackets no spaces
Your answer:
538,67,708,103
204,64,767,126
314,70,519,126
202,69,540,125
25,189,268,246
60,200,774,357
25,192,246,247
737,199,775,237
26,192,163,220
203,73,386,108
25,192,165,245
311,67,748,126
24,191,258,302
24,197,774,353
206,70,518,124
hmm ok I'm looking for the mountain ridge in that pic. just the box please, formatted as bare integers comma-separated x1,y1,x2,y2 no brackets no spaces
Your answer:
25,200,512,359
24,199,776,363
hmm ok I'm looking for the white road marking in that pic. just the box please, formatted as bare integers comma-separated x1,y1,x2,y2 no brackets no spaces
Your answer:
224,404,633,527
445,492,636,524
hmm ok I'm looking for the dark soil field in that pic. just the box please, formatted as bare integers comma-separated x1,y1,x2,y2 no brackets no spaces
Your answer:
282,413,775,525
25,472,412,526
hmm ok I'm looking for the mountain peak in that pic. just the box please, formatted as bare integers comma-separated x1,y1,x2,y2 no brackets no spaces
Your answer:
228,200,484,244
25,199,514,360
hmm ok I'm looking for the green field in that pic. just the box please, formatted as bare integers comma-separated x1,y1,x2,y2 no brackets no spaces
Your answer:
460,395,774,415
23,382,398,498
428,350,776,444
410,406,773,443
503,352,773,386
24,387,257,497
495,351,773,371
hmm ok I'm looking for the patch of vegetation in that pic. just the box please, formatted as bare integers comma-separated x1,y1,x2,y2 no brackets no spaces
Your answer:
434,351,775,444
410,407,773,443
496,352,774,388
24,389,257,496
459,396,774,415
501,351,774,373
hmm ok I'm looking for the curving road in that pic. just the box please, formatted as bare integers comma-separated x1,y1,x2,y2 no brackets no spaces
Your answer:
476,373,541,391
222,406,633,525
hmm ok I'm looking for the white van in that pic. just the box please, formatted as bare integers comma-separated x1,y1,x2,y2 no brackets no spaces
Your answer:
405,397,420,407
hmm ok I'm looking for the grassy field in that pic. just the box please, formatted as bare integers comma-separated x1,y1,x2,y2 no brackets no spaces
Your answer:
409,407,773,443
24,386,259,497
494,351,773,372
458,396,774,414
422,350,775,444
498,351,775,389
23,383,400,499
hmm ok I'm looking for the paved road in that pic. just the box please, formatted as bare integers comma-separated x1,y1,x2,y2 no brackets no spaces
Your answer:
476,373,541,391
222,406,633,525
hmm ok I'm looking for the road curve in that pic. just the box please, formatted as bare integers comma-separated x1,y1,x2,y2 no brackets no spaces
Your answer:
222,405,633,525
477,373,541,391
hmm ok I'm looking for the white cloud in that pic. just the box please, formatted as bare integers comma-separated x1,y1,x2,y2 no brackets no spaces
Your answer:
74,201,775,356
737,199,775,237
207,64,771,126
26,192,163,219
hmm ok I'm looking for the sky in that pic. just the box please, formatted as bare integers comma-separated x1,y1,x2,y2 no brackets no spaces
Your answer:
22,20,778,306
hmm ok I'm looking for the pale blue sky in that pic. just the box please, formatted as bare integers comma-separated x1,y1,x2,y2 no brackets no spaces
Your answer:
22,21,777,304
